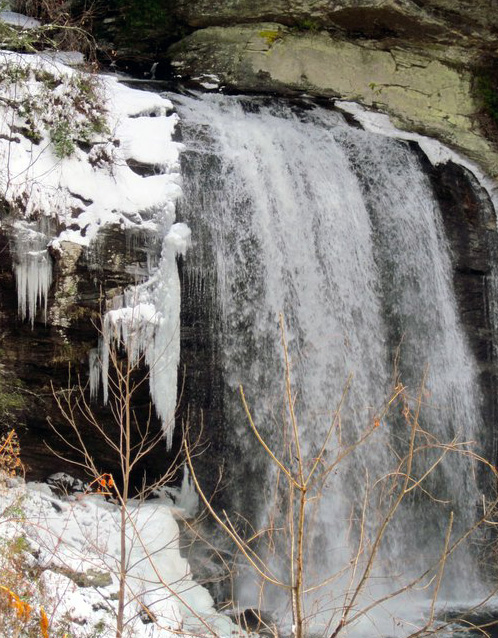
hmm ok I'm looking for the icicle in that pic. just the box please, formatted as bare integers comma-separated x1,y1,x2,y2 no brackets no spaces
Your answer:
178,464,199,518
146,222,190,448
13,225,52,326
88,348,101,401
95,223,191,449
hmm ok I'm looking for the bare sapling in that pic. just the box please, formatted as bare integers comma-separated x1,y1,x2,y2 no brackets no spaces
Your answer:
11,0,100,60
47,316,200,638
185,314,384,638
185,313,498,638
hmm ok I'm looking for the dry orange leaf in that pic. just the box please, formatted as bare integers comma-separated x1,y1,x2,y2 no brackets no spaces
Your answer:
0,585,32,621
40,607,49,638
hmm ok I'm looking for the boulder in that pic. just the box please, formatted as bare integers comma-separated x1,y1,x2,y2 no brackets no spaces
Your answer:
173,0,498,45
169,25,498,178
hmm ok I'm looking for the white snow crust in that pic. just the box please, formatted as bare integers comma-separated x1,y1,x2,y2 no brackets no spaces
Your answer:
0,10,40,28
192,74,222,90
40,50,85,66
0,478,235,638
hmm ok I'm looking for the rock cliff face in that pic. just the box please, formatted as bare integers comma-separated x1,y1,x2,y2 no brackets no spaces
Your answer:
0,221,175,483
0,57,183,484
1,2,497,483
167,0,498,179
173,0,498,41
422,158,498,461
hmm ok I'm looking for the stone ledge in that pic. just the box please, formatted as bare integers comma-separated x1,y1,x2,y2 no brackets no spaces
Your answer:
169,24,498,179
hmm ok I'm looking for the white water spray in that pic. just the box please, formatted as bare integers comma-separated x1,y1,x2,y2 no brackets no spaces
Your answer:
175,93,489,633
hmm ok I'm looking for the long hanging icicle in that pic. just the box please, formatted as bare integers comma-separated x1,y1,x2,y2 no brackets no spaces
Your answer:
13,224,52,326
97,222,191,449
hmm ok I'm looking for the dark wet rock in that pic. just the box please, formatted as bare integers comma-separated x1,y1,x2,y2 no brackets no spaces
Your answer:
0,212,178,490
52,566,113,588
418,153,498,462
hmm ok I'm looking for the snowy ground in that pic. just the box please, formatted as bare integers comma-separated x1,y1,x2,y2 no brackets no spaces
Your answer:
0,475,240,638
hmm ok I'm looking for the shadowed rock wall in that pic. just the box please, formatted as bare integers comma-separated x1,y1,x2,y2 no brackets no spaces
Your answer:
0,218,177,487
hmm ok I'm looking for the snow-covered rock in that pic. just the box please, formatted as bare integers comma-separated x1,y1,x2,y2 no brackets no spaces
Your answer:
0,11,40,29
0,51,186,441
0,477,234,638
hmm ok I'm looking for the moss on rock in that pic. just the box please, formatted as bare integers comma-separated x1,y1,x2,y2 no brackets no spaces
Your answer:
169,24,498,178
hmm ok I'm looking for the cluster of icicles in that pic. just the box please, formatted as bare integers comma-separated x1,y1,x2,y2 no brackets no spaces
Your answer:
14,216,190,449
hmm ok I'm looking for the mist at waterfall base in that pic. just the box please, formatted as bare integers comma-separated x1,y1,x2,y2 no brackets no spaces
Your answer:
174,92,497,635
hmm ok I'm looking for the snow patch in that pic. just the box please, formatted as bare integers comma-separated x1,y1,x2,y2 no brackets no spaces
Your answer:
0,11,40,28
40,50,85,66
192,74,222,90
117,115,181,166
0,478,232,638
337,100,498,211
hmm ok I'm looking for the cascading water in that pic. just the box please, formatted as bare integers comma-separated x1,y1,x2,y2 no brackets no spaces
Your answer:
174,93,493,634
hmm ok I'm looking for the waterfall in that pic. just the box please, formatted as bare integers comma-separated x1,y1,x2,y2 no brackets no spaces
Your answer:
174,93,491,634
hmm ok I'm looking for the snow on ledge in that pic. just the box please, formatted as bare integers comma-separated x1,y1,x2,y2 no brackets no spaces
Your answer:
40,50,86,66
337,101,498,213
0,51,187,441
0,10,41,28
